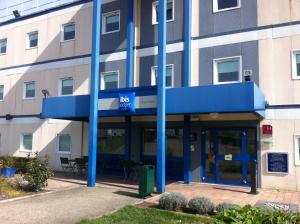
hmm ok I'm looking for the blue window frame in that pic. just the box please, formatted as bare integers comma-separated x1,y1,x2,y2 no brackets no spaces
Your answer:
62,23,75,41
102,11,120,34
0,38,7,54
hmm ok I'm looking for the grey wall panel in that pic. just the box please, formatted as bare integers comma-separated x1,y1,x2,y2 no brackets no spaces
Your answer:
100,59,127,88
199,41,259,86
101,0,128,53
139,0,184,47
139,52,184,87
199,0,257,36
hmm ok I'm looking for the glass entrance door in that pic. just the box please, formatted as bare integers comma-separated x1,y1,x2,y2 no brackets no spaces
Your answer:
201,128,257,186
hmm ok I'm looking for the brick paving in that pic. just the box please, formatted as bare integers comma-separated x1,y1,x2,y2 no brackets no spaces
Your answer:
147,182,300,212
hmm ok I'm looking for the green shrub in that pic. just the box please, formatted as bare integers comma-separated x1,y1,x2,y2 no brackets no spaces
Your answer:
214,205,300,224
0,155,15,168
215,202,237,213
159,192,188,211
188,197,215,214
23,153,53,191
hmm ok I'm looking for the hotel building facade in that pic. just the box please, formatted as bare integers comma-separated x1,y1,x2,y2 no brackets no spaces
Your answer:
0,0,300,192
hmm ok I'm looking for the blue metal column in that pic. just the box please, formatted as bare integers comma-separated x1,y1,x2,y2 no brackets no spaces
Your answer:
183,0,192,184
125,0,134,162
87,0,102,187
157,0,167,193
126,0,134,88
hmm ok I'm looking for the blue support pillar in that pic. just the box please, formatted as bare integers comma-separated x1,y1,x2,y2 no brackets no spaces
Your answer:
87,0,102,187
156,0,167,193
126,0,134,88
125,116,131,161
183,0,192,184
183,114,191,183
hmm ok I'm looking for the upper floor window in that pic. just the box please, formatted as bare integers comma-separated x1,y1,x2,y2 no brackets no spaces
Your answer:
102,11,120,34
59,78,73,96
213,0,241,13
295,135,300,166
27,31,38,49
213,57,242,84
0,38,7,54
152,0,174,25
0,85,3,101
23,81,36,99
20,133,33,152
61,23,75,42
101,71,119,90
57,134,71,154
292,51,300,80
151,65,174,87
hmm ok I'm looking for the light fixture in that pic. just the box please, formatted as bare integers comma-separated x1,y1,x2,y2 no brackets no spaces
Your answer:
13,10,21,18
244,69,252,82
42,89,50,98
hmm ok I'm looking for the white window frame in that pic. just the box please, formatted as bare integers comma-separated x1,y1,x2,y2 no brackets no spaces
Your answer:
101,71,120,90
26,31,38,49
0,85,4,101
294,135,300,166
57,134,72,154
0,38,7,55
291,50,300,80
151,64,174,88
59,77,74,96
20,133,33,153
61,22,76,42
23,81,36,100
102,10,121,35
213,56,242,85
213,0,241,13
152,0,175,25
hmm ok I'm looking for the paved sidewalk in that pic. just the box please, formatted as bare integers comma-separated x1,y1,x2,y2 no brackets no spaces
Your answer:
146,182,300,212
0,186,141,224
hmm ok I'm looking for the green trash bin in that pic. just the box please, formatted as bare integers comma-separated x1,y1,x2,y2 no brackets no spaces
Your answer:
138,165,155,198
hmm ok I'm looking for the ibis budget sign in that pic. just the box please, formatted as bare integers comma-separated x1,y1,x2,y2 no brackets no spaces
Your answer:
118,93,135,112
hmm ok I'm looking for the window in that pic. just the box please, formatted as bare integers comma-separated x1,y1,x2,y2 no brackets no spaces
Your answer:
295,135,300,166
292,51,300,79
213,0,241,13
101,71,119,90
152,0,174,24
213,57,242,84
20,134,33,152
102,11,120,34
98,129,125,155
57,134,71,153
151,65,173,87
0,38,7,54
59,78,73,95
0,85,3,101
143,129,183,157
23,81,35,99
27,31,38,48
62,23,75,41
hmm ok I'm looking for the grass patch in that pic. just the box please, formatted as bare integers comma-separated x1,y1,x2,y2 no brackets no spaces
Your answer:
78,205,213,224
0,177,21,198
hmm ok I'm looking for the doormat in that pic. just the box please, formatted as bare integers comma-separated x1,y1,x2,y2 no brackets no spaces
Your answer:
255,200,298,213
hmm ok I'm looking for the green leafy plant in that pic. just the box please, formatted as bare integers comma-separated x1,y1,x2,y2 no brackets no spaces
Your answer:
23,153,53,191
215,203,237,213
188,197,215,215
159,192,188,211
0,155,15,168
214,205,300,224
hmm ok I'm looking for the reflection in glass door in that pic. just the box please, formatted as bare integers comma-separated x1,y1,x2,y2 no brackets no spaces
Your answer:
201,128,257,186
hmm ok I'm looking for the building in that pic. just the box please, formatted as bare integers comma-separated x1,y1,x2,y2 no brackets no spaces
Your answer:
0,0,300,192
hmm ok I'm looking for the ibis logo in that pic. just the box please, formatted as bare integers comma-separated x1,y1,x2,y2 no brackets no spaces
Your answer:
119,93,135,112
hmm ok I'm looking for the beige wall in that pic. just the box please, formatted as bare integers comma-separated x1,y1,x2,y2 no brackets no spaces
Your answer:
260,119,300,191
0,4,92,69
258,0,300,26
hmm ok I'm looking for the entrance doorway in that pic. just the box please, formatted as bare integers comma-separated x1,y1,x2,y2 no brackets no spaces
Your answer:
201,128,257,186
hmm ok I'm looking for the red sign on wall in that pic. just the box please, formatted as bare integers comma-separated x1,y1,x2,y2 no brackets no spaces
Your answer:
262,125,272,135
